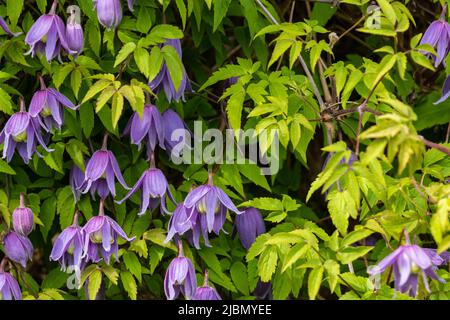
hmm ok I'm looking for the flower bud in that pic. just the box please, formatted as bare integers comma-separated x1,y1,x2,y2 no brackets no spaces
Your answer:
66,6,84,56
12,194,34,236
3,231,33,268
94,0,123,31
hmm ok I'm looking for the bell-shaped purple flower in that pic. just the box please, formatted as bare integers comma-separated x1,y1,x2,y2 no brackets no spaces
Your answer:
94,0,123,31
12,193,34,236
184,175,243,235
420,19,450,68
235,208,266,250
0,100,53,164
66,6,84,56
70,165,84,202
162,108,190,157
24,0,75,61
29,78,78,132
192,271,221,300
164,242,197,300
149,39,192,103
78,136,130,198
82,201,135,264
0,261,22,300
368,232,445,297
50,213,84,280
435,75,450,105
0,16,21,37
123,104,165,158
3,231,33,268
165,204,195,244
117,163,175,216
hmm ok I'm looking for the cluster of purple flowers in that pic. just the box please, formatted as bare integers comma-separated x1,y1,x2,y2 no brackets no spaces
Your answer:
50,201,135,287
0,193,36,300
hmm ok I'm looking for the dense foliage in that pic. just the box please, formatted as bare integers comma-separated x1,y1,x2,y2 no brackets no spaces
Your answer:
0,0,449,300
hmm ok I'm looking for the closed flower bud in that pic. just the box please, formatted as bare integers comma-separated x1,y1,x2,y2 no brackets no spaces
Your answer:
66,6,84,56
3,231,33,268
94,0,123,31
12,194,34,236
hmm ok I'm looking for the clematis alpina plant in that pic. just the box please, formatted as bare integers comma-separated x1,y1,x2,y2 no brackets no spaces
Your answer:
82,201,135,264
78,135,130,198
0,99,53,164
116,156,175,215
94,0,123,31
123,104,165,158
12,193,34,237
235,207,266,250
162,108,190,158
24,0,75,61
3,231,33,268
0,16,21,37
0,259,22,300
50,212,85,280
164,241,197,300
66,5,84,56
29,76,78,131
192,271,221,300
149,39,192,103
368,231,445,297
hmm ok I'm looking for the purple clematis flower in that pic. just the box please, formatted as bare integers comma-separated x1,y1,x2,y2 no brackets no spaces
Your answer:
254,281,272,300
162,108,190,158
368,232,445,297
12,193,34,237
435,75,450,105
123,104,165,158
0,260,22,300
235,207,266,250
66,5,84,56
164,241,197,300
165,203,195,244
29,77,78,132
0,100,53,164
423,248,450,266
117,162,176,216
3,231,33,268
82,201,135,264
0,16,21,37
192,270,221,300
420,18,450,68
78,135,130,198
24,0,75,61
70,165,84,202
49,212,85,280
184,175,243,235
94,0,123,31
149,39,192,103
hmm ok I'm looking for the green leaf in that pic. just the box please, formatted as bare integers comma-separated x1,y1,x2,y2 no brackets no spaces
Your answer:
7,0,24,27
411,51,435,71
121,271,137,300
230,262,249,295
337,246,373,264
323,260,339,293
123,251,142,282
376,0,397,26
40,196,56,240
258,246,278,282
240,197,283,211
66,139,89,171
114,42,136,67
162,45,184,91
111,93,124,129
57,186,76,229
268,39,292,68
308,266,324,300
53,64,74,89
0,87,14,115
226,86,245,130
213,0,232,32
87,269,102,300
0,159,16,175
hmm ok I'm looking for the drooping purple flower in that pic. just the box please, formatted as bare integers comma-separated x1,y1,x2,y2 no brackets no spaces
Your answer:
235,208,266,250
165,203,195,244
29,78,78,132
3,231,33,268
164,241,197,300
149,39,192,103
368,232,445,297
423,248,450,267
78,136,130,198
24,0,75,61
82,201,135,264
93,0,123,31
0,100,53,164
184,175,243,235
49,213,85,280
420,19,450,68
66,5,84,56
89,179,112,200
12,193,34,237
435,75,450,105
70,165,84,202
162,108,190,157
116,164,176,216
0,263,22,300
192,271,221,300
123,104,165,158
0,16,22,37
